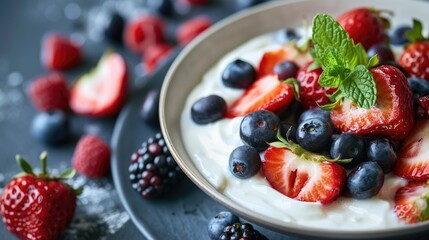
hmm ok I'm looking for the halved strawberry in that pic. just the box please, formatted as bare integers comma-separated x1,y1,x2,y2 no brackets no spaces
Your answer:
394,119,429,180
262,146,346,204
70,51,128,117
258,48,288,78
331,65,414,140
394,180,429,224
226,74,294,118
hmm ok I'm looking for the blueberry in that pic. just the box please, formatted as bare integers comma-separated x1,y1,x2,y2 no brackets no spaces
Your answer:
296,118,332,153
274,28,300,44
367,139,397,173
279,123,297,143
274,61,299,80
147,0,173,16
298,108,336,132
367,44,395,63
407,77,429,99
347,162,384,199
229,146,261,179
240,110,279,151
222,59,257,89
31,111,69,145
140,89,160,127
102,11,125,43
208,211,240,240
330,133,366,169
235,0,268,10
191,95,227,124
391,25,412,46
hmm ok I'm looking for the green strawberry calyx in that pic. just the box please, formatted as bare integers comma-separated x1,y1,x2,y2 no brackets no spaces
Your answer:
15,151,83,196
406,19,429,44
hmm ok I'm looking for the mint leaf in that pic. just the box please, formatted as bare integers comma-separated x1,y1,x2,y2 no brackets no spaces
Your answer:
354,44,368,67
340,65,377,109
319,66,350,88
367,55,380,68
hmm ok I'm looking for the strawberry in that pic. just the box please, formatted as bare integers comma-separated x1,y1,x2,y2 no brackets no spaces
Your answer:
258,48,288,78
28,72,69,112
296,63,336,109
331,65,414,140
226,74,294,118
337,7,387,50
398,20,429,81
177,16,212,45
41,33,81,70
69,51,128,117
73,135,111,178
0,152,81,240
262,142,346,204
394,180,429,224
124,15,165,54
143,43,173,74
394,119,429,180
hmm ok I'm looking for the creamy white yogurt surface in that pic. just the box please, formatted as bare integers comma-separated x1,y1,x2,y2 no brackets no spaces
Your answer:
180,32,407,230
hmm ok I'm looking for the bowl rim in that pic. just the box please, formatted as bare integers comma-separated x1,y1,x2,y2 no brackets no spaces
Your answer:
160,0,429,238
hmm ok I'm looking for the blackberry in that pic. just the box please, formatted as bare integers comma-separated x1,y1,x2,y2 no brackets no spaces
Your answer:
129,133,182,198
219,222,268,240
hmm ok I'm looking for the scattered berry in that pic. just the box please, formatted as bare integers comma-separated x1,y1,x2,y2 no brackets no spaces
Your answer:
219,222,268,240
124,15,165,54
337,7,387,50
179,0,209,6
140,89,160,127
147,0,174,16
347,161,384,199
226,74,294,118
407,77,429,99
367,44,395,63
394,180,429,224
102,11,125,43
222,59,257,89
73,135,111,178
296,118,332,153
367,138,397,173
330,133,366,169
31,111,69,145
41,33,82,70
240,110,279,151
208,211,240,240
274,28,300,44
28,72,69,112
177,15,212,45
129,133,182,198
274,60,299,80
391,25,412,45
143,43,173,74
70,51,128,117
191,95,227,124
0,152,80,240
229,145,261,179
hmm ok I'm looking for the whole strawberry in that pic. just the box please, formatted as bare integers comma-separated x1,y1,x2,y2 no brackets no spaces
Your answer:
337,7,388,50
0,152,81,240
398,20,429,81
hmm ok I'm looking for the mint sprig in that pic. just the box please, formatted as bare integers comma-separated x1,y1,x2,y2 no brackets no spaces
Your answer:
312,14,378,109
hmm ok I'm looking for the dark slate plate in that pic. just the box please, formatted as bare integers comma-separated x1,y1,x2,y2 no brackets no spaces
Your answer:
110,53,300,240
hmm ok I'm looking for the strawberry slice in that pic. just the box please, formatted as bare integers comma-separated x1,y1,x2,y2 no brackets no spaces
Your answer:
41,33,81,70
394,119,429,180
331,65,414,140
394,180,429,223
226,75,293,118
262,146,346,204
70,52,128,117
258,48,288,78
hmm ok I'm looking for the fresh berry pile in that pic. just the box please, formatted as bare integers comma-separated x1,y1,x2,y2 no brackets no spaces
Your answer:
129,133,183,198
188,7,429,225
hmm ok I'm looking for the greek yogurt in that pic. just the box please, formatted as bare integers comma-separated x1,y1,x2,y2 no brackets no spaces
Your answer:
180,32,407,230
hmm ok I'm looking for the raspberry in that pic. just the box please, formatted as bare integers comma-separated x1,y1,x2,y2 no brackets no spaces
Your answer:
219,222,268,240
28,72,69,112
177,15,212,45
124,15,165,54
72,135,111,178
143,43,173,74
129,133,182,198
41,33,82,70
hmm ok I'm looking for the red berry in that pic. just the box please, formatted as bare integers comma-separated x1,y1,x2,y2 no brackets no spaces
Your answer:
331,65,415,140
258,48,288,78
337,8,386,50
179,0,209,6
28,72,69,112
41,33,82,70
417,95,429,118
394,180,429,224
177,16,212,45
398,41,429,81
143,43,173,74
296,63,336,109
124,15,165,54
73,135,111,178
